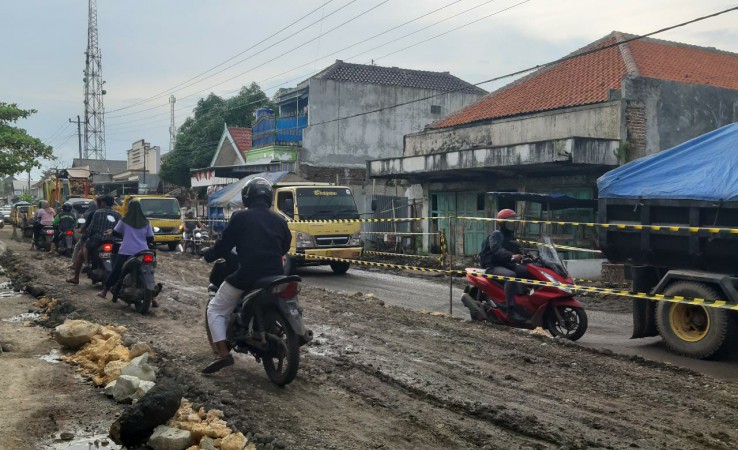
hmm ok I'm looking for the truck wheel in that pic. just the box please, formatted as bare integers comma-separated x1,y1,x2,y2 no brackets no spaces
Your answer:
656,282,738,359
168,242,178,251
330,262,350,275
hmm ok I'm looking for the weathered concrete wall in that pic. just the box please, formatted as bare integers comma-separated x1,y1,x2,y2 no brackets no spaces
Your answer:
404,102,623,156
302,79,483,167
622,77,738,158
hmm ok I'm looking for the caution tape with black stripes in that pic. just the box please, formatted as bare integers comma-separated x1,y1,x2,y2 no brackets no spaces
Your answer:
288,253,737,310
362,250,438,260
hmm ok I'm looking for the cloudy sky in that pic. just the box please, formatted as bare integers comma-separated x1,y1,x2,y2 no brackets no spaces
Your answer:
2,0,737,178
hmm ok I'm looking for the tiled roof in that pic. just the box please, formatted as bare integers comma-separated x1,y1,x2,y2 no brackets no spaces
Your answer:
227,127,252,153
314,60,486,95
433,32,738,128
72,158,128,174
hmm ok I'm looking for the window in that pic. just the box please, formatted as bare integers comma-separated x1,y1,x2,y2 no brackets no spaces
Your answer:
476,193,485,211
431,105,442,114
277,191,295,218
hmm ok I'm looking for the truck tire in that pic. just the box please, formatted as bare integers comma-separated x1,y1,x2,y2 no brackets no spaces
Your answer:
330,262,350,275
168,242,178,251
656,282,738,359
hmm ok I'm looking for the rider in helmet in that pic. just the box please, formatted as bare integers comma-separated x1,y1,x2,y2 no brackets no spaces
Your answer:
201,177,292,374
479,209,529,322
181,210,204,253
50,203,77,253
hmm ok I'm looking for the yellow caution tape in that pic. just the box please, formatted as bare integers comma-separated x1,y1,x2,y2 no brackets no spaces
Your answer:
288,253,737,310
362,250,438,260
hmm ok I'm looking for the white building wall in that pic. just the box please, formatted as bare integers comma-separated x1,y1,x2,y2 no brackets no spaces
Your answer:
127,140,161,174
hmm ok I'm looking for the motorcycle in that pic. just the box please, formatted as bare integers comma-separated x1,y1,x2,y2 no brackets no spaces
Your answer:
182,227,209,255
34,224,55,251
87,238,117,285
111,248,162,315
204,249,313,386
461,237,588,341
56,228,76,257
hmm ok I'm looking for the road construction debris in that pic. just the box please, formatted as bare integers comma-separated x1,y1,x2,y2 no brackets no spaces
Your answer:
59,323,131,386
148,425,192,450
54,319,101,349
168,399,254,450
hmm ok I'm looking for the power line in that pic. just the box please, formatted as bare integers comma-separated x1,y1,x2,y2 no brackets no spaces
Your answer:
107,0,390,120
107,0,344,113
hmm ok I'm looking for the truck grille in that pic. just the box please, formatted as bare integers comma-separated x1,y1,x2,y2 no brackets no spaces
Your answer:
315,235,349,247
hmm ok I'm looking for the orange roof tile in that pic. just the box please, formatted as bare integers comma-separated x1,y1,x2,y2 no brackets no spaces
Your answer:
433,32,738,129
227,127,252,153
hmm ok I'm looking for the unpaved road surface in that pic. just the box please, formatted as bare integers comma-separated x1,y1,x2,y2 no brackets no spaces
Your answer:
3,229,738,449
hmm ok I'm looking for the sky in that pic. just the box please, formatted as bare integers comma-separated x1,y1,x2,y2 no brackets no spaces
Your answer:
2,0,737,179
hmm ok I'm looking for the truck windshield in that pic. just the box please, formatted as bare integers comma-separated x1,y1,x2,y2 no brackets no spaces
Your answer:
296,188,359,220
139,198,181,219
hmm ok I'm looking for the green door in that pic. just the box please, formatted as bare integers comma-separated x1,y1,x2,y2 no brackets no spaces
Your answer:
430,191,456,254
458,192,487,256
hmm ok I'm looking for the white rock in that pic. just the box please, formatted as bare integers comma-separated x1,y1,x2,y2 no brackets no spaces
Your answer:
148,425,192,450
131,380,156,402
111,375,140,402
53,320,100,349
104,380,117,397
120,353,156,382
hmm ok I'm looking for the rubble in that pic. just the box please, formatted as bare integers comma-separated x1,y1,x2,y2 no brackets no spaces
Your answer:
132,380,156,402
130,342,154,359
59,324,131,386
168,399,253,449
120,353,157,382
54,319,101,349
148,425,192,450
111,375,140,403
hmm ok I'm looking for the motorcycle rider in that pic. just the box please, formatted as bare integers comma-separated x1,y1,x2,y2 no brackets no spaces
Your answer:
67,196,121,285
181,210,204,253
69,199,98,270
50,203,77,253
479,209,530,321
202,177,291,374
31,200,56,250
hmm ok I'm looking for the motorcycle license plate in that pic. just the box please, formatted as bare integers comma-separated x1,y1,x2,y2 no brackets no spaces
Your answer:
99,252,111,259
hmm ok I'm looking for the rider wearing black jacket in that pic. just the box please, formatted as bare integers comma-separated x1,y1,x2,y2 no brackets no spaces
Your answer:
202,177,291,374
479,209,529,321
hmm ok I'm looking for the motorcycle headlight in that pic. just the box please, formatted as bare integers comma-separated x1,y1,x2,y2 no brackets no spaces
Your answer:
195,232,202,238
296,232,315,249
348,232,361,246
541,271,572,294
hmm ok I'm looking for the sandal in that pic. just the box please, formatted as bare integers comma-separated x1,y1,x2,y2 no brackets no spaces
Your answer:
202,354,234,374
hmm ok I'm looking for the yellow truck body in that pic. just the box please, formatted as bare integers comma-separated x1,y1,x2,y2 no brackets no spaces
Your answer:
115,195,182,249
272,183,362,274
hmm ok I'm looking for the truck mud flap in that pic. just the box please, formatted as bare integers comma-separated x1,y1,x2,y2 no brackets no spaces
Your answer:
631,298,658,338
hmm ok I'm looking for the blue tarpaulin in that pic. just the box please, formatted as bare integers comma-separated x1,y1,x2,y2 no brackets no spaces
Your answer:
207,172,292,209
597,123,738,201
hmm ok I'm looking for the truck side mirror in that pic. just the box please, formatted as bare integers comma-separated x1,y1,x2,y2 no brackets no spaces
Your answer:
371,199,378,212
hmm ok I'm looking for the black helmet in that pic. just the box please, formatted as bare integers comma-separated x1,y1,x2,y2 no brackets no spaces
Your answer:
241,177,273,208
62,203,72,212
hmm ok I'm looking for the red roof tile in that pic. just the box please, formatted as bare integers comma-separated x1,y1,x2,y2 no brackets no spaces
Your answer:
227,127,252,154
433,32,738,129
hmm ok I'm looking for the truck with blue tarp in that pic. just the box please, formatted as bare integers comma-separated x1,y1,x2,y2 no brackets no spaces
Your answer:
597,123,738,359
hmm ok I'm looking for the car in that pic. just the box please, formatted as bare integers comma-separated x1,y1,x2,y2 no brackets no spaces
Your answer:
0,206,11,223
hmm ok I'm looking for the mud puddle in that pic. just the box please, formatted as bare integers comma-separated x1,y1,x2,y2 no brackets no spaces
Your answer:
2,311,40,323
44,434,119,450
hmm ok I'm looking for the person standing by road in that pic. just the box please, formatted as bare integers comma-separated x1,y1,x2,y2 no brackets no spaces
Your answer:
202,177,291,374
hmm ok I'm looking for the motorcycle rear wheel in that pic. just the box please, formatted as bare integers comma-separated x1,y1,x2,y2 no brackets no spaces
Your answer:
545,306,587,341
262,309,300,386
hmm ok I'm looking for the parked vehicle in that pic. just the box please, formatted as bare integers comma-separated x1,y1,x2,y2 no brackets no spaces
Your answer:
182,227,209,255
111,249,162,315
11,202,35,238
0,206,12,223
0,212,4,228
205,250,313,386
34,225,55,251
115,195,182,250
598,123,738,359
461,237,588,341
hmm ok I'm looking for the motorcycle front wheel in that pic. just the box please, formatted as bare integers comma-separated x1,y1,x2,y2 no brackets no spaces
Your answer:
262,309,300,386
545,306,588,341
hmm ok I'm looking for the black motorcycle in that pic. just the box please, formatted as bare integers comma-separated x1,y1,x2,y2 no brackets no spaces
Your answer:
205,250,312,386
111,249,162,315
87,239,116,285
56,228,76,257
34,224,55,251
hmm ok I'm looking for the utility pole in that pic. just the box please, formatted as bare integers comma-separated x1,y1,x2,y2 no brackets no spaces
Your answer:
169,95,176,153
83,0,107,160
69,116,83,159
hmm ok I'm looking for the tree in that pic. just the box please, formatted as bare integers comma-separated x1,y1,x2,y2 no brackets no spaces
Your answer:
160,83,272,187
0,102,55,176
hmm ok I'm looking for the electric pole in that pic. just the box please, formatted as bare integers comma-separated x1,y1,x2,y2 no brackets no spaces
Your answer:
83,0,107,160
69,116,83,160
169,95,177,153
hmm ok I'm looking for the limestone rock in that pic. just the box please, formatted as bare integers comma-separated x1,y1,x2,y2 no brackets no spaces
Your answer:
110,379,183,448
54,320,100,349
112,375,141,403
132,380,156,402
220,432,248,450
199,436,218,450
104,360,129,383
104,380,117,397
130,342,154,359
148,425,192,450
120,353,156,382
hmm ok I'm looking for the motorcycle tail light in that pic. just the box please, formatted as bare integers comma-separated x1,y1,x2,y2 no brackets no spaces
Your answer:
142,253,155,264
273,281,301,299
102,243,113,252
66,230,73,236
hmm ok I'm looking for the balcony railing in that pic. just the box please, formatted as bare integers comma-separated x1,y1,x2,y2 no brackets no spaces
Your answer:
252,114,307,148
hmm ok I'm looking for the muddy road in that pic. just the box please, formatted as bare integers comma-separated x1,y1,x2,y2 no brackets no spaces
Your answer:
3,229,738,449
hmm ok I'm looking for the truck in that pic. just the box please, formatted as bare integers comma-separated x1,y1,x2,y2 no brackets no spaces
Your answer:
11,201,36,238
597,123,738,359
115,195,183,250
208,176,363,274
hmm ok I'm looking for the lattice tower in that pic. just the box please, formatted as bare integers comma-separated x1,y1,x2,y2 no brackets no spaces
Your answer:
83,0,106,160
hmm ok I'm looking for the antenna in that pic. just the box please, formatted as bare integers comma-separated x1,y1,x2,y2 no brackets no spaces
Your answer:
83,0,106,160
169,95,177,153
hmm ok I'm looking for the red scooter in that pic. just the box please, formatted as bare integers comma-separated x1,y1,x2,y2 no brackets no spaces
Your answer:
461,237,588,341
